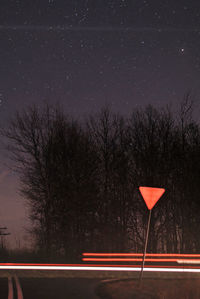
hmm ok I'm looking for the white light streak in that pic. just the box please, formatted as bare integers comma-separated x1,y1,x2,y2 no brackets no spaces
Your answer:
177,260,200,264
0,25,200,33
0,265,200,272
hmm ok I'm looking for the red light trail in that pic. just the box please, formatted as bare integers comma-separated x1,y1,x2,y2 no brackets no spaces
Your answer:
82,253,200,257
0,253,199,272
83,258,185,262
82,253,200,263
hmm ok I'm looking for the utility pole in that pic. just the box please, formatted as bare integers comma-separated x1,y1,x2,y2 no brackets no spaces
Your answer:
0,227,10,249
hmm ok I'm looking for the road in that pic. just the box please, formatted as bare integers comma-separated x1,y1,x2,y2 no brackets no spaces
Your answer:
21,278,100,299
0,278,7,298
1,258,200,298
0,277,101,299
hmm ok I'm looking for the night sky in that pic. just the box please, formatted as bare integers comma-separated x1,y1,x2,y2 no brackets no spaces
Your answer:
1,0,200,248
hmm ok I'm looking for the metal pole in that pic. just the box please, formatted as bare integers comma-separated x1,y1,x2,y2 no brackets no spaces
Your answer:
139,209,152,285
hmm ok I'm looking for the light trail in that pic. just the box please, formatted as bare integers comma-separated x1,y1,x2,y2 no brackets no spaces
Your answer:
1,254,200,272
1,25,200,33
0,25,196,32
0,263,200,272
83,253,200,257
82,258,179,262
177,260,200,264
82,253,200,263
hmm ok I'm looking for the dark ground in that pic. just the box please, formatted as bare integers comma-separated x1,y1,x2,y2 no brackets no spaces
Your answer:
0,278,8,299
20,278,100,299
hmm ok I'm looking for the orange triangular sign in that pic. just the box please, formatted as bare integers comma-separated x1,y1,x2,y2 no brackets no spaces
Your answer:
139,186,165,210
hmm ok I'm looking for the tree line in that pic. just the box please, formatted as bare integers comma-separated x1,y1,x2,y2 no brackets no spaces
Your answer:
2,96,200,260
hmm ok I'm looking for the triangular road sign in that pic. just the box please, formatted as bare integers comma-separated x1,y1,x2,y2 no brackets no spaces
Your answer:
139,186,165,210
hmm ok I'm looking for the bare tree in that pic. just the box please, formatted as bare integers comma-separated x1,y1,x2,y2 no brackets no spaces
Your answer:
1,105,98,258
2,98,200,257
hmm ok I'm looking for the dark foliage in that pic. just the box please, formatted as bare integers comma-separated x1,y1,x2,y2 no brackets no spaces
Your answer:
2,98,200,259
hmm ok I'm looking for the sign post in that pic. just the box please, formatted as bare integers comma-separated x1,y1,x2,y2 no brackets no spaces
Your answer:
138,186,165,284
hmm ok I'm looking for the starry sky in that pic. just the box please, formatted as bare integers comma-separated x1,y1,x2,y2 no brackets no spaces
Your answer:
1,0,200,248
